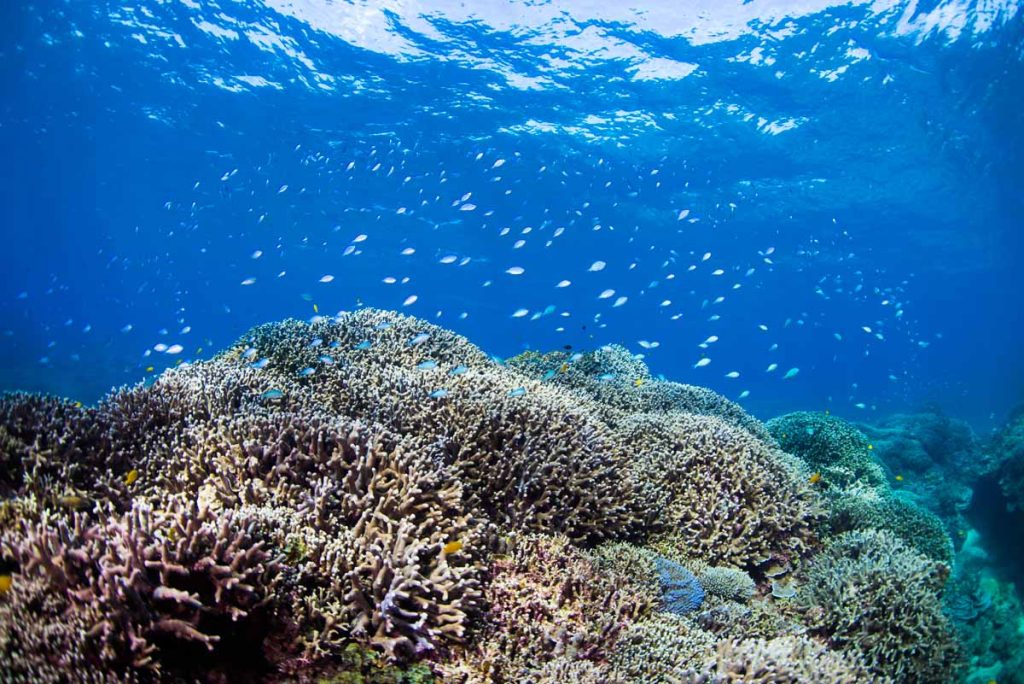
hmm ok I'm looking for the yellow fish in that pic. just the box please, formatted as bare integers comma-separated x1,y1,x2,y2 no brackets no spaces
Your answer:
125,469,139,486
0,574,11,595
145,366,154,373
895,474,904,482
442,540,463,555
868,444,874,451
808,472,822,485
633,378,644,387
58,495,92,511
559,363,569,374
313,303,319,313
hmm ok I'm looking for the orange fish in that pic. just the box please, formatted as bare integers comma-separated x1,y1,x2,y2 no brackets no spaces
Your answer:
443,540,463,555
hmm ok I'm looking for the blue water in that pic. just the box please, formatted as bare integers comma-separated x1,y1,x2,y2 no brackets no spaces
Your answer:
1,1,1022,429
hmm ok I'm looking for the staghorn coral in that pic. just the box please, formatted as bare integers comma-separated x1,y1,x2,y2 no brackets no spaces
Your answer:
799,529,961,683
338,440,486,661
506,345,771,440
0,393,115,505
0,573,120,683
608,612,717,683
682,634,882,683
825,492,953,563
219,310,643,544
767,411,887,491
438,533,651,682
3,499,283,678
2,310,910,682
621,412,819,568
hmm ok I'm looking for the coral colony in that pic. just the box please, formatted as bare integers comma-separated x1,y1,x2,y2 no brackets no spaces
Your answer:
0,308,1009,682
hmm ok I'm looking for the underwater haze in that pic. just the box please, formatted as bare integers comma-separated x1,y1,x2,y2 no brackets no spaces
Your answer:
2,0,1022,428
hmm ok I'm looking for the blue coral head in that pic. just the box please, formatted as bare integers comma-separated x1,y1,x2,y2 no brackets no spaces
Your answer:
654,557,705,615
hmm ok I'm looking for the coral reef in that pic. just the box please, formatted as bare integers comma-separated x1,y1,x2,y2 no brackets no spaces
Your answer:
766,411,886,490
858,410,982,545
621,412,819,568
609,612,717,682
826,492,954,563
655,557,705,616
506,345,771,441
0,309,976,682
696,566,755,603
683,635,881,683
771,411,955,563
437,533,650,682
799,529,961,683
986,405,1024,512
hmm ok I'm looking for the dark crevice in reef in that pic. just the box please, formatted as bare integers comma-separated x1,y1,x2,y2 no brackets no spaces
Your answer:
967,475,1024,588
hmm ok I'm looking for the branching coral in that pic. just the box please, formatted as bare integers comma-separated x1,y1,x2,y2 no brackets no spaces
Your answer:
608,612,717,683
682,635,882,683
621,412,819,568
799,529,961,683
0,573,116,683
767,412,886,491
4,500,282,677
438,533,652,682
825,493,953,563
506,346,771,440
4,309,952,682
696,567,755,603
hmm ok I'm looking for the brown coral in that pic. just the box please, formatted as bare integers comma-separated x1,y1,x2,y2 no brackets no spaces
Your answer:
439,533,652,682
799,529,961,683
683,634,882,683
621,412,819,568
3,500,282,677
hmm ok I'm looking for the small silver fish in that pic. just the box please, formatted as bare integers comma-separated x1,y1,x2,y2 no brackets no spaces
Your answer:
430,389,449,399
417,360,438,370
449,365,469,376
250,358,270,369
507,387,527,398
298,367,316,377
409,333,430,346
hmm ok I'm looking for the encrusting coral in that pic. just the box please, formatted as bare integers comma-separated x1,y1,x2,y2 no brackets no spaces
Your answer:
0,309,971,682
